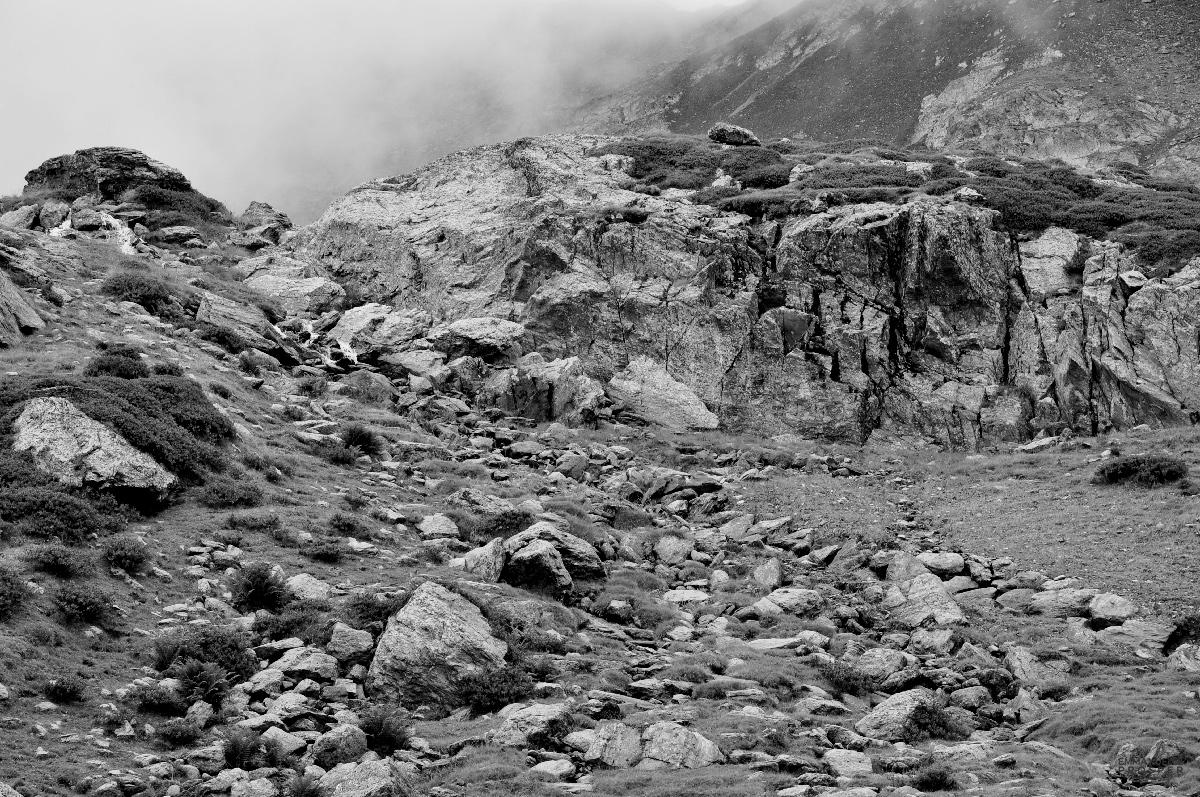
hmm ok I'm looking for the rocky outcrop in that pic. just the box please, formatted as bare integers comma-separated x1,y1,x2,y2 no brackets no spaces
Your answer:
24,146,194,200
296,132,1200,446
365,581,507,708
12,397,176,497
0,269,44,347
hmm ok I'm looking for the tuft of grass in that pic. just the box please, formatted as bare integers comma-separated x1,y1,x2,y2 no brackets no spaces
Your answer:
44,675,87,704
102,534,148,573
341,423,385,457
26,544,93,578
157,718,203,747
197,474,263,508
53,583,112,624
359,703,413,754
229,562,291,612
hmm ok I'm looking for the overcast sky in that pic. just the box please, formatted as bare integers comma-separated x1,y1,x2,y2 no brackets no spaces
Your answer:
0,0,752,222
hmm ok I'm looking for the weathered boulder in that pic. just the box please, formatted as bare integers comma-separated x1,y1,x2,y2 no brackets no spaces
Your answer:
462,538,506,582
326,622,375,664
488,702,573,747
882,573,965,628
0,205,37,230
24,147,194,199
270,646,339,681
475,353,606,424
326,303,431,363
502,521,605,580
147,225,205,245
194,290,275,351
365,582,507,707
708,122,761,147
637,722,724,769
564,721,643,768
318,760,408,797
502,539,573,592
608,356,718,430
240,253,344,315
0,270,44,347
12,397,175,497
426,317,526,361
312,724,369,768
854,688,938,741
38,200,71,230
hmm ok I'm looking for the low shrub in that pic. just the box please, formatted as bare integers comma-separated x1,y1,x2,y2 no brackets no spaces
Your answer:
210,382,232,399
194,323,249,354
223,728,265,769
225,512,282,536
102,535,148,573
230,562,291,612
910,760,959,791
126,683,187,716
0,486,124,543
53,583,111,624
157,718,203,747
100,272,177,316
152,625,257,682
818,659,877,697
26,544,93,578
342,591,405,629
197,474,263,508
341,423,384,457
328,512,370,539
253,599,332,646
44,675,87,704
283,775,325,797
359,703,412,754
153,361,185,377
84,353,152,379
594,204,651,225
445,507,533,546
460,665,535,714
304,538,347,563
1093,454,1188,487
905,703,971,741
172,659,232,707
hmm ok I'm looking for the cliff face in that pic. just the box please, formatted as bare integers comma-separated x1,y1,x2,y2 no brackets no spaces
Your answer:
578,0,1200,182
295,134,1200,447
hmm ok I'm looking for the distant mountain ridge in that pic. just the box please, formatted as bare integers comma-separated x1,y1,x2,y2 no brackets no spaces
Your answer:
577,0,1200,181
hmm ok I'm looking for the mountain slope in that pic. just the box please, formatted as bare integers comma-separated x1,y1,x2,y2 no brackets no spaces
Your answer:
577,0,1200,181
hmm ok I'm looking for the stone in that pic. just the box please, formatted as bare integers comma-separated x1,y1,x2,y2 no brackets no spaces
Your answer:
853,648,915,681
417,514,459,539
0,205,37,229
0,269,44,348
822,749,872,778
312,724,369,768
327,304,432,362
426,317,526,361
286,573,332,601
339,370,395,404
1004,647,1070,697
565,721,643,768
12,396,175,497
637,721,724,769
148,225,205,244
38,199,70,229
326,623,375,664
653,534,694,565
608,357,718,430
1018,227,1085,300
752,587,823,617
365,581,507,706
1096,619,1174,654
708,122,762,147
270,647,339,681
261,726,307,757
477,353,606,424
463,538,507,582
530,759,575,781
916,551,965,577
318,759,406,797
1088,593,1136,622
1028,588,1099,618
502,522,604,580
752,558,783,589
882,573,965,628
662,589,709,603
502,539,573,592
24,146,194,199
854,688,938,741
488,702,573,747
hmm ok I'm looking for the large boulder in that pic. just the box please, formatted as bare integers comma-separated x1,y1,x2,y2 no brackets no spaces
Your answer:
854,688,938,741
502,521,605,580
238,253,344,315
637,722,724,769
882,573,966,628
326,303,432,364
318,760,409,797
707,122,762,147
608,357,718,431
426,317,526,361
0,206,37,230
311,724,369,768
0,270,44,347
488,702,574,747
501,539,573,593
475,353,606,424
565,721,644,768
365,581,507,707
24,147,194,199
12,397,175,497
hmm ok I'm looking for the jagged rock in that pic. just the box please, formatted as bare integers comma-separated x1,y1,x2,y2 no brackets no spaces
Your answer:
312,724,369,768
638,722,724,769
565,721,643,768
653,534,693,565
24,146,194,198
38,200,70,229
502,521,605,580
853,648,916,681
502,539,573,592
751,587,823,617
608,357,718,430
0,205,37,230
426,317,526,361
0,270,44,347
194,290,275,351
240,253,344,315
882,573,965,628
475,353,606,424
1028,588,1099,618
1019,227,1086,300
12,396,175,497
326,623,375,664
270,646,339,681
286,573,332,600
854,688,938,741
261,726,307,757
708,123,761,147
1004,647,1070,697
147,225,204,244
365,581,507,707
1095,619,1173,655
462,538,506,582
488,702,573,747
338,370,395,404
318,759,408,797
326,303,432,363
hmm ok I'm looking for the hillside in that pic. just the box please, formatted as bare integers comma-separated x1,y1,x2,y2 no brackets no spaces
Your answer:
0,137,1199,797
577,0,1200,182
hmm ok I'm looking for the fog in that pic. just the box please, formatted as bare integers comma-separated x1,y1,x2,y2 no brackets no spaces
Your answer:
0,0,750,223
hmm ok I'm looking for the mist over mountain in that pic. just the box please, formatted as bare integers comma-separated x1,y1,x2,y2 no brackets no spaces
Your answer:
0,0,737,222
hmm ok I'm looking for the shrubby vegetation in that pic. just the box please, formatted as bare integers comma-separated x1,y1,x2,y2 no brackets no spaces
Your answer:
1093,454,1188,487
